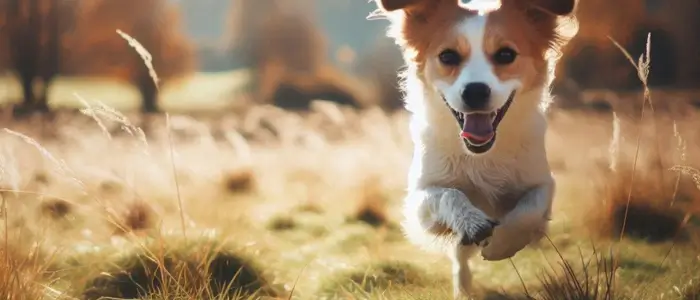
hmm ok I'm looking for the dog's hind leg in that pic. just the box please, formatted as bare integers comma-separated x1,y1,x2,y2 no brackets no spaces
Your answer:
448,244,478,299
401,187,498,248
480,178,555,261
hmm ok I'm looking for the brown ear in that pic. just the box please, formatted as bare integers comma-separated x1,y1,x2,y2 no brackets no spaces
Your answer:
376,0,421,12
529,0,575,16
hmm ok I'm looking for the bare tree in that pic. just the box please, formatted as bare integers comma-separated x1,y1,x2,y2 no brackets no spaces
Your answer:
66,0,195,113
0,0,76,117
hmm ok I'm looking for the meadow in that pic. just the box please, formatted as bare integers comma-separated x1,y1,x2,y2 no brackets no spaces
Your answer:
1,38,700,300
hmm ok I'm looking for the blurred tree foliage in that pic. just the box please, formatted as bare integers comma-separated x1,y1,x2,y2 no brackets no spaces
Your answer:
0,0,195,116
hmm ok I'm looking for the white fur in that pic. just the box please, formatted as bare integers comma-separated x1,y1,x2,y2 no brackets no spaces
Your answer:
397,13,556,300
432,16,521,114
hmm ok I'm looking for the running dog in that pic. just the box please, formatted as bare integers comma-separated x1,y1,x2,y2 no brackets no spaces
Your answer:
371,0,577,298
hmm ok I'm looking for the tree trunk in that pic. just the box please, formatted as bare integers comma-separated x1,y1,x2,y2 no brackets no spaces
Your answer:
37,0,63,114
37,77,53,113
9,0,41,118
19,74,35,106
12,73,35,117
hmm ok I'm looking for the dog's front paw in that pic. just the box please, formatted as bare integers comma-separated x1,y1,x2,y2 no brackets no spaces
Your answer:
458,211,498,247
480,225,543,261
416,188,498,247
480,232,525,261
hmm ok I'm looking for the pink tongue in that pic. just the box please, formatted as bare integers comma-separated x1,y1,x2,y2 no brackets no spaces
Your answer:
460,113,494,142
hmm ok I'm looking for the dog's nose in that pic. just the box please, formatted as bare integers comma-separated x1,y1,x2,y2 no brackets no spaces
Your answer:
461,82,491,110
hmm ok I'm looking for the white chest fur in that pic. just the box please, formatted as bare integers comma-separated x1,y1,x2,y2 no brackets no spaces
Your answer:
406,91,551,216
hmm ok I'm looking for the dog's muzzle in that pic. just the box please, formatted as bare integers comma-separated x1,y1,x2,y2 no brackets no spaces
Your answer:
443,91,515,154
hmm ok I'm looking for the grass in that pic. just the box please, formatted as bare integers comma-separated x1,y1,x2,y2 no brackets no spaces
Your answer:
64,234,279,300
0,32,699,300
1,95,698,299
0,243,53,299
0,69,252,113
318,260,446,298
221,168,257,194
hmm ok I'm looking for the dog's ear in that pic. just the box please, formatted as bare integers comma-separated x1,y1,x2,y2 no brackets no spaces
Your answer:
375,0,423,12
518,0,578,51
528,0,576,16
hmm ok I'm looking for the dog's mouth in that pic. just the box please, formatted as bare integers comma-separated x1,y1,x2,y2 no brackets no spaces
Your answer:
445,91,515,154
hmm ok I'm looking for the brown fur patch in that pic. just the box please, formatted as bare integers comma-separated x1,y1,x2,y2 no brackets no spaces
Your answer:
382,0,576,92
425,34,473,86
386,0,473,66
385,0,574,66
484,3,553,89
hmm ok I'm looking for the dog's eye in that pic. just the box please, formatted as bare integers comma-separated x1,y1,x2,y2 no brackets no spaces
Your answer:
438,49,462,66
493,47,517,65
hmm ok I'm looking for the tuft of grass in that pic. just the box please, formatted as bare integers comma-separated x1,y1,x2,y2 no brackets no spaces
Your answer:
590,156,697,243
534,254,617,300
0,244,53,299
319,261,433,297
39,198,73,220
294,201,324,214
350,203,388,228
99,180,123,194
588,37,699,243
221,169,256,194
78,236,279,300
346,178,391,228
112,201,158,236
610,203,683,243
32,171,50,186
498,243,618,300
267,215,297,231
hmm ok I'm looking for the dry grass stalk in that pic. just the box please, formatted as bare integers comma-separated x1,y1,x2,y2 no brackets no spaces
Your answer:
3,129,86,193
112,30,186,237
608,33,654,244
608,112,621,172
0,244,51,299
165,113,188,238
602,32,700,297
535,250,616,300
76,94,149,151
116,29,160,89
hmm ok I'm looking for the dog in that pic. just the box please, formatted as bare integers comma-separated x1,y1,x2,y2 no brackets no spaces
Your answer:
371,0,578,298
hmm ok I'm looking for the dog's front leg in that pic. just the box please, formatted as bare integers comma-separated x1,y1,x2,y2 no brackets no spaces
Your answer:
402,187,498,247
480,179,554,261
401,187,497,299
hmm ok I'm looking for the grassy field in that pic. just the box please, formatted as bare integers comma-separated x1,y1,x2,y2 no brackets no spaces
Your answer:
0,69,253,113
1,65,700,300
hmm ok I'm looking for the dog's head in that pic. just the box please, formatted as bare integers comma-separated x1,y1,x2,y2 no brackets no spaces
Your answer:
375,0,577,154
